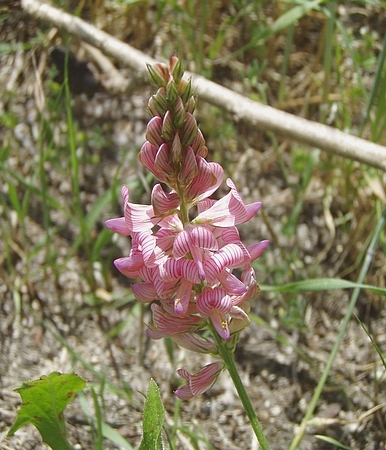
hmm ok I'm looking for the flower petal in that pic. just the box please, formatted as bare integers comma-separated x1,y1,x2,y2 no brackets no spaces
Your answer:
151,184,180,216
105,217,130,235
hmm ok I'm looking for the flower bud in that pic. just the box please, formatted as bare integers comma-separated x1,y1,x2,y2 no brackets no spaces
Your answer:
171,133,182,165
185,96,196,114
179,112,198,147
147,63,170,88
162,110,175,141
145,116,164,147
178,78,194,103
166,79,179,103
170,55,184,82
148,87,168,116
173,97,186,129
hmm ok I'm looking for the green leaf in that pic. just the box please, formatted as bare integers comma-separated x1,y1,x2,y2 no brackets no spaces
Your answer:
139,379,165,450
8,372,86,450
261,278,386,296
270,0,324,36
315,434,354,450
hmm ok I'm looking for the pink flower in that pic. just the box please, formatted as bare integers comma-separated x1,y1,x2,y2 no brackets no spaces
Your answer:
146,303,204,339
106,57,269,399
175,362,225,400
196,287,233,340
193,178,262,227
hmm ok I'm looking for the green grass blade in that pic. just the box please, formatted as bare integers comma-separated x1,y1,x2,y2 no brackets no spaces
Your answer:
261,278,386,296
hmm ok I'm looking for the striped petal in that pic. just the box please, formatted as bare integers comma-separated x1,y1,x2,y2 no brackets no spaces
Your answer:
197,287,232,339
193,178,261,227
151,184,180,216
204,244,245,281
138,141,158,172
132,282,157,303
175,362,225,400
114,256,142,278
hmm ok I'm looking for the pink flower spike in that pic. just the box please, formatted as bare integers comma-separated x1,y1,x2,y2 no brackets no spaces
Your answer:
197,288,232,340
175,362,225,400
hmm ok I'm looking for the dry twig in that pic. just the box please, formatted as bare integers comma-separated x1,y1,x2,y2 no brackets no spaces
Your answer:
21,0,386,172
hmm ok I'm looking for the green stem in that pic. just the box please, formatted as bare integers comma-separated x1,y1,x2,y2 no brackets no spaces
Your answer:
211,326,271,450
289,206,386,449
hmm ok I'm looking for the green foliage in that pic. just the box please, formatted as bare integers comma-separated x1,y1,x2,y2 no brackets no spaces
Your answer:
139,379,165,450
261,277,386,296
8,372,87,450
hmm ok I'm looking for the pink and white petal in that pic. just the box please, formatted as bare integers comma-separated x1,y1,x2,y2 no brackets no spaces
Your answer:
189,362,224,396
124,202,156,231
171,334,217,353
174,279,193,316
105,217,130,235
204,244,245,280
138,141,158,172
217,270,247,295
176,368,190,380
175,362,224,399
145,116,164,147
173,229,191,258
174,384,194,400
180,259,201,284
132,282,157,303
193,162,224,202
154,143,174,176
137,232,158,266
186,159,223,202
158,213,183,232
190,226,218,250
151,183,180,216
197,287,232,315
197,198,216,214
209,309,230,340
247,240,270,261
114,257,141,278
178,146,198,184
150,303,202,335
160,258,182,281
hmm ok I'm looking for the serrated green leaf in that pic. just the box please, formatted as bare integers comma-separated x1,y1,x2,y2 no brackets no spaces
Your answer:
8,372,86,450
261,278,386,296
139,379,165,450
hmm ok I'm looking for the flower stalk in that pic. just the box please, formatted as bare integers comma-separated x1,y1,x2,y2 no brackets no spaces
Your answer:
210,323,271,449
106,56,270,446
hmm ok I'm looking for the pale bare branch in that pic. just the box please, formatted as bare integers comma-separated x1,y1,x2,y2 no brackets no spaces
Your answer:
21,0,386,171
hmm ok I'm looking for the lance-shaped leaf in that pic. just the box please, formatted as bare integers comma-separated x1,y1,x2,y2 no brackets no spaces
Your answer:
139,379,165,450
7,372,86,450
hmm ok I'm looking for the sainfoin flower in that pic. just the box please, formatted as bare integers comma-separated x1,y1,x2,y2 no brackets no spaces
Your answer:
106,56,268,399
